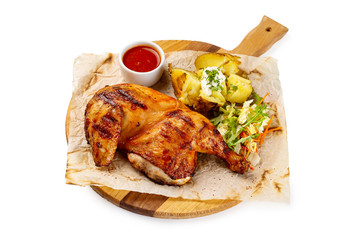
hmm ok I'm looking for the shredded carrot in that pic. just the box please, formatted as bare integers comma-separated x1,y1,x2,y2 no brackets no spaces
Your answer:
245,149,251,158
241,131,247,138
267,126,283,133
260,115,274,146
254,134,262,140
258,92,269,105
249,165,254,170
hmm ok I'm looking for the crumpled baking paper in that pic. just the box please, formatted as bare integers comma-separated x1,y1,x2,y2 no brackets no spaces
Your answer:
65,50,289,201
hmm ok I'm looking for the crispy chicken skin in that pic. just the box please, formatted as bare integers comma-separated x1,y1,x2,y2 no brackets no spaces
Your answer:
84,84,249,185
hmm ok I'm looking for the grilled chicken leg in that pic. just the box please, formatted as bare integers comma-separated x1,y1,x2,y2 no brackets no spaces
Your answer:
85,84,249,185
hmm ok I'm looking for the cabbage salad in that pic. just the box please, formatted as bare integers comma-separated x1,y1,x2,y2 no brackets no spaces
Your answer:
210,92,280,167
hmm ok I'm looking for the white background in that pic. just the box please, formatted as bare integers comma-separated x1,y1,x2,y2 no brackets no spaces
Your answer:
1,0,359,239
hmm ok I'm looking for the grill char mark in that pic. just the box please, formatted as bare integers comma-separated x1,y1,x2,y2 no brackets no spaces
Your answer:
165,109,195,127
91,111,119,139
92,124,113,139
97,87,147,110
97,92,117,107
115,87,147,110
163,121,187,139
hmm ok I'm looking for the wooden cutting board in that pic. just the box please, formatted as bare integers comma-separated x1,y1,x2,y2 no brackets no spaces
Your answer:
66,15,288,219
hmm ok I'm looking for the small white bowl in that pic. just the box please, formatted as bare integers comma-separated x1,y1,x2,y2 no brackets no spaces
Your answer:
119,41,165,87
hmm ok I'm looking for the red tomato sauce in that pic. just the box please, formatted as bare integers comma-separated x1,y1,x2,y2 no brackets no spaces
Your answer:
122,45,161,72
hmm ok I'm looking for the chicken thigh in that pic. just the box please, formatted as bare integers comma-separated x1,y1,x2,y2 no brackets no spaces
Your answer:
85,84,249,185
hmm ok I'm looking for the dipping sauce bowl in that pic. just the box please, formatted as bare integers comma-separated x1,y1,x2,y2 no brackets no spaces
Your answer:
119,41,165,87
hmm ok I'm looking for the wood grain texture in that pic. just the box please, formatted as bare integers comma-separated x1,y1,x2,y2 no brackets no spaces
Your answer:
66,15,287,219
231,16,289,56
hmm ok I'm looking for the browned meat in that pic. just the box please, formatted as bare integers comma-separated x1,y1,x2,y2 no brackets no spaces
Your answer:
84,84,249,185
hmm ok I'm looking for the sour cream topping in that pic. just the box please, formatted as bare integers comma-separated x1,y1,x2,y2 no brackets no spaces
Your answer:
200,67,226,96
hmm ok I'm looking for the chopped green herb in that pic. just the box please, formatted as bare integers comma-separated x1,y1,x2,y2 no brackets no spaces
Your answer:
230,84,238,91
202,67,225,92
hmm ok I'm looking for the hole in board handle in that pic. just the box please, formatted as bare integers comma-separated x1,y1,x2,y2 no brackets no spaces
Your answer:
266,27,272,32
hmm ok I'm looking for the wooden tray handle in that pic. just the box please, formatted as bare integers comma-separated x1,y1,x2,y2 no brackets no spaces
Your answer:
231,15,288,56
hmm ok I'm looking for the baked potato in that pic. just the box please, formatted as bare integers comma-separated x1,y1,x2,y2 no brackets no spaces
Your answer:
226,74,252,103
169,52,251,116
169,65,198,99
179,73,201,106
194,53,228,70
221,60,240,76
194,53,241,77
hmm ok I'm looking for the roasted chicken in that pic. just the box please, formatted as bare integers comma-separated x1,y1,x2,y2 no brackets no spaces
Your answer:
85,84,249,185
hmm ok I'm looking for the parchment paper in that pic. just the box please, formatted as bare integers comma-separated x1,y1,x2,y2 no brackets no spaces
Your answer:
65,50,289,201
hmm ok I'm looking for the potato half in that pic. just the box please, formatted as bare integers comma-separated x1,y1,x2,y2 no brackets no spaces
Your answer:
194,53,241,77
194,53,228,70
169,65,198,98
226,74,252,103
179,73,201,106
221,60,240,76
